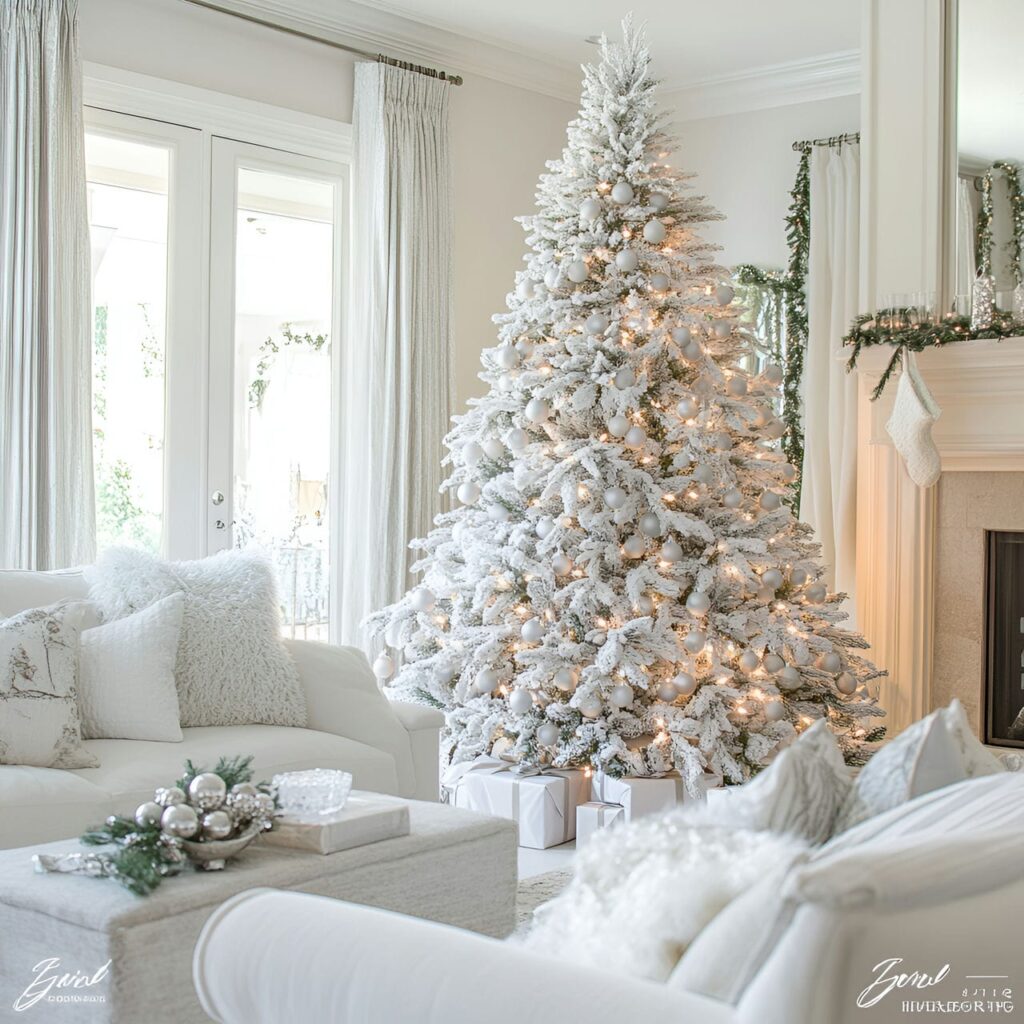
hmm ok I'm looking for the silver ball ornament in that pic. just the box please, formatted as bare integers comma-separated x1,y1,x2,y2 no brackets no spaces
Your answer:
609,683,633,708
604,486,627,509
761,568,784,590
624,425,647,448
639,512,662,537
160,803,199,839
759,490,782,511
778,666,802,690
188,772,227,811
614,366,636,389
554,667,578,692
686,591,711,616
649,272,670,292
607,414,631,437
715,285,736,306
657,681,678,702
818,652,842,673
723,488,743,508
201,810,234,840
676,397,699,419
763,653,785,673
683,341,704,361
763,364,784,385
622,534,646,558
764,699,786,722
805,583,828,604
155,786,185,808
585,313,608,335
738,650,760,673
552,552,573,575
671,326,692,346
661,539,683,563
135,801,164,828
673,671,697,695
578,696,603,719
713,321,731,339
684,629,707,653
790,567,809,586
836,672,858,695
726,377,747,397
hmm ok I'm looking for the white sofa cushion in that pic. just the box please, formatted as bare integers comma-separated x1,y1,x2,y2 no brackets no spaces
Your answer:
0,766,114,847
0,602,98,769
79,593,185,741
71,725,401,819
86,548,306,729
0,569,89,618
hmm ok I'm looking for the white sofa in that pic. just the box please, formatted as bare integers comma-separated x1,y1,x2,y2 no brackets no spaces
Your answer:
194,773,1024,1024
0,569,444,849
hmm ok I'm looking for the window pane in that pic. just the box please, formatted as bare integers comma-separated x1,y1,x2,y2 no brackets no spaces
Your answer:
86,133,169,554
232,167,334,640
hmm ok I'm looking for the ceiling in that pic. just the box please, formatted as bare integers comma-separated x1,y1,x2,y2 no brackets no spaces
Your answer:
348,0,860,92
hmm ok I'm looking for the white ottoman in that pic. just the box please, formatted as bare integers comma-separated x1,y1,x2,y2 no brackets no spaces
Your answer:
0,800,516,1022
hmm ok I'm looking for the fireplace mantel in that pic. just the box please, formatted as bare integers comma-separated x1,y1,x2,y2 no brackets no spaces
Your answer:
853,336,1024,734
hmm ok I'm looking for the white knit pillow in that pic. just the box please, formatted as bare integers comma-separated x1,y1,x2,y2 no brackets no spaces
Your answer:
78,593,185,741
0,602,98,768
86,548,306,728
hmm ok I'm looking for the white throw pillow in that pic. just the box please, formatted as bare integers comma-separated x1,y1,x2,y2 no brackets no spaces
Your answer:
0,602,98,768
941,698,1004,778
833,707,966,834
86,548,306,728
78,593,185,741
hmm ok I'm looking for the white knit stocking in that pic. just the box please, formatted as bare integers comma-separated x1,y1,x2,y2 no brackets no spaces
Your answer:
885,349,941,487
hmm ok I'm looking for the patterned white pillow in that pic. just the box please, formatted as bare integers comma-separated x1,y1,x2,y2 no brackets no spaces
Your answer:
833,708,966,833
941,699,1004,778
78,593,185,741
0,603,98,768
86,548,306,728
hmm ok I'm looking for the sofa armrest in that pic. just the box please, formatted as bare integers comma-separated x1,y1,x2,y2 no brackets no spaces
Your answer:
390,700,444,801
195,889,736,1024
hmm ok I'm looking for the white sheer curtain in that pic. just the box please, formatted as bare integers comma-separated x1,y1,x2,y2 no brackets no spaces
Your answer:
955,176,977,300
799,142,860,611
338,63,453,649
0,0,94,569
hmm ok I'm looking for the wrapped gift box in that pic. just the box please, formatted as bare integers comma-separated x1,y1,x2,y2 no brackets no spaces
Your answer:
444,757,591,849
576,800,625,848
263,793,410,854
591,770,722,821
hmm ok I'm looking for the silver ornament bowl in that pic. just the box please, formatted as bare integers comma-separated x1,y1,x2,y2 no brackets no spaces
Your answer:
179,824,261,871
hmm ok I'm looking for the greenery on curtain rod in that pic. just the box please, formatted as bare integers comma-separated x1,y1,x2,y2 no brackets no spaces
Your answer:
844,308,1020,399
976,160,1024,284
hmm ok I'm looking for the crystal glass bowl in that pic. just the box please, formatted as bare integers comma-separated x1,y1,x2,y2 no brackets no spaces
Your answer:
273,768,353,821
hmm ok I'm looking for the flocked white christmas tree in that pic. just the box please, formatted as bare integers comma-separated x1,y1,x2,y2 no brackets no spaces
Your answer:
369,19,886,789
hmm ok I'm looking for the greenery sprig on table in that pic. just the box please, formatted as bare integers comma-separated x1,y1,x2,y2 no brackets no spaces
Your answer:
843,308,1022,400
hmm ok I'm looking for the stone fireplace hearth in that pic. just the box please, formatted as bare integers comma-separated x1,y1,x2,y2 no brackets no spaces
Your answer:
855,337,1024,741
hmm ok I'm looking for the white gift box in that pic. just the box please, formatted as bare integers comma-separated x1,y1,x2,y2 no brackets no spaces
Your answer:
263,794,410,854
444,757,591,849
591,770,722,821
575,800,625,848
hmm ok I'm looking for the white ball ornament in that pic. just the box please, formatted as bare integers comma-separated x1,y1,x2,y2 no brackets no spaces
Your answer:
649,272,670,292
615,249,639,272
726,377,747,397
508,688,534,714
578,696,603,719
160,803,199,839
643,219,667,244
661,538,683,563
671,326,692,346
738,650,761,673
488,504,510,523
544,267,560,290
683,342,704,361
535,516,555,538
373,653,395,680
515,337,534,357
710,432,733,451
537,722,561,746
778,667,802,690
764,699,786,722
610,683,634,708
611,181,634,204
686,591,711,616
713,321,731,339
648,192,669,212
755,585,776,603
818,652,842,673
673,671,698,695
603,486,627,510
762,420,786,440
495,345,518,370
497,372,514,392
723,488,743,509
507,428,529,452
457,481,480,505
761,569,784,590
554,667,579,692
585,313,608,335
805,583,828,604
135,801,164,828
684,630,707,654
525,398,550,423
639,512,662,537
763,364,784,385
658,681,678,702
579,197,602,222
483,438,505,460
607,414,630,438
715,285,736,306
836,672,858,695
622,534,646,559
691,464,714,484
462,441,484,467
521,617,545,643
614,366,636,389
552,552,573,576
411,587,436,612
475,668,499,694
516,279,535,301
567,260,589,284
763,653,785,673
624,425,647,449
202,810,234,840
791,567,809,586
674,397,700,423
759,491,782,511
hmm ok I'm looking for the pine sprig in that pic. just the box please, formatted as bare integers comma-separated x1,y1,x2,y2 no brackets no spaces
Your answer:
177,755,254,792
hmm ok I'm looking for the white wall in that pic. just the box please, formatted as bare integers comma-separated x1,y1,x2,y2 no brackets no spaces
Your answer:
78,0,575,409
668,95,860,270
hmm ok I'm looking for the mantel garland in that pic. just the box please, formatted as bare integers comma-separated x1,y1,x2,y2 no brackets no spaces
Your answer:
843,309,1021,399
976,160,1024,284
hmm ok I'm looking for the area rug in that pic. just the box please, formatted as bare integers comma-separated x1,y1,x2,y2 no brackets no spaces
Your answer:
514,869,571,935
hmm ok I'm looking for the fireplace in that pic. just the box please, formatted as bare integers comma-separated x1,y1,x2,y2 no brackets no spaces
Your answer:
985,531,1024,747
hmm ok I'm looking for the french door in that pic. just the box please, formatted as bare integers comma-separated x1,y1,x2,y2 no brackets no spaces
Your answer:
84,110,347,640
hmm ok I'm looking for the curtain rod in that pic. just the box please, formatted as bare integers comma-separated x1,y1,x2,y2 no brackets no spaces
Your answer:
181,0,464,85
792,132,860,153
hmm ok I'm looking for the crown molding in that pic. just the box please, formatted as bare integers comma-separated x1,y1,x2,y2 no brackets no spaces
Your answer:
663,50,861,122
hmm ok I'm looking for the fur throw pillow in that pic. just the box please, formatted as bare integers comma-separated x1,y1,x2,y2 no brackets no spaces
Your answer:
86,548,306,728
521,803,809,981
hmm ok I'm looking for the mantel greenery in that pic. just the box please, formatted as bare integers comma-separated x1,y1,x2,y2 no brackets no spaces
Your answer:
977,160,1024,284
